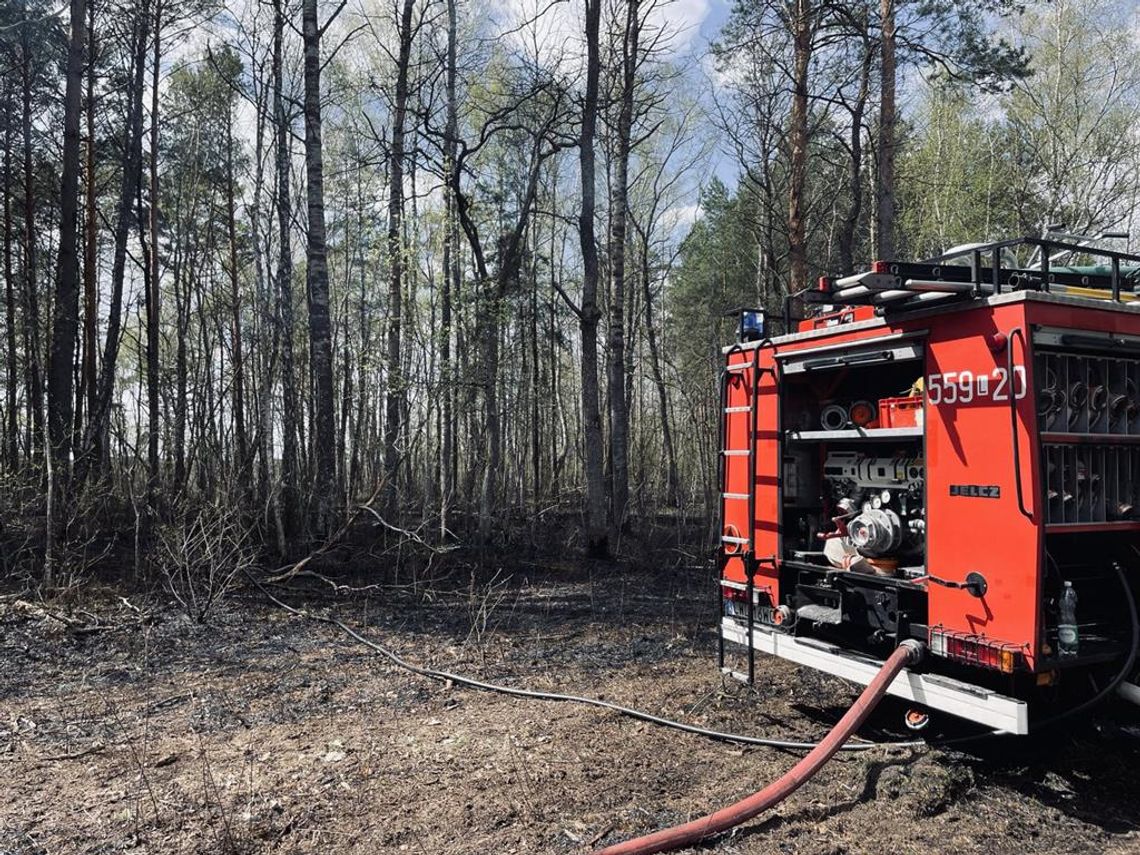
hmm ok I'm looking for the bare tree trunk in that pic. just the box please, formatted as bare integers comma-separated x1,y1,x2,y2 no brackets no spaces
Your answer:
549,197,562,500
273,0,299,550
302,0,338,530
46,0,87,587
3,79,17,471
838,28,872,275
639,234,677,507
225,100,248,477
477,279,499,542
173,251,188,489
80,0,98,457
83,0,148,479
529,217,541,509
786,0,812,293
439,0,458,541
876,0,896,259
607,0,639,531
450,122,550,542
579,0,608,557
476,155,546,541
21,0,44,464
384,0,415,512
250,50,273,509
145,0,162,497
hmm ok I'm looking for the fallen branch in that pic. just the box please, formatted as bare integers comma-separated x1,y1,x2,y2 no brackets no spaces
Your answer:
269,564,461,598
264,482,460,586
264,482,387,584
357,504,460,555
41,742,106,761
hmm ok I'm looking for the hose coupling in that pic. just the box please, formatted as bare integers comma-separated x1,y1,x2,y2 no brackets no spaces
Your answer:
899,639,926,665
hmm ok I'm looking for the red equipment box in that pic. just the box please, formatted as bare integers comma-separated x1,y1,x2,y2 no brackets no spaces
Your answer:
878,395,923,428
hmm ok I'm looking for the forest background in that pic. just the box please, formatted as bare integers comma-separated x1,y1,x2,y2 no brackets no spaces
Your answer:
2,0,1139,603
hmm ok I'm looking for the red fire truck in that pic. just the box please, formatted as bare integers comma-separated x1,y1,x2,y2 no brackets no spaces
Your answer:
718,236,1140,734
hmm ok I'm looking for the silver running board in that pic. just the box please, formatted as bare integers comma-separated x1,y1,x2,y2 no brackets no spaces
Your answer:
720,617,1029,734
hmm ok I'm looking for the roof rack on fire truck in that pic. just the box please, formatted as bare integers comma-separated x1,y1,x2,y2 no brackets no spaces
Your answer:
811,235,1140,313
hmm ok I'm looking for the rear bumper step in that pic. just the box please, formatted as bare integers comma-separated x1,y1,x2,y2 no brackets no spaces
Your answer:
720,617,1029,734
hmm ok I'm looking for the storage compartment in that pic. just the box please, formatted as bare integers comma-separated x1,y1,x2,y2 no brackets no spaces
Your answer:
778,341,927,576
1044,443,1139,525
779,338,926,435
1036,334,1140,529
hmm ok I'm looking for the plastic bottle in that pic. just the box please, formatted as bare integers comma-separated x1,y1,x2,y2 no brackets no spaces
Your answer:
1058,581,1079,656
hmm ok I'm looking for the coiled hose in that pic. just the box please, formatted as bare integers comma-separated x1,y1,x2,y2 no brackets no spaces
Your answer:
594,640,925,855
1040,561,1138,726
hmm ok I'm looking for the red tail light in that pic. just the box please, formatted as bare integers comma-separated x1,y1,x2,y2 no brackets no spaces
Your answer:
929,628,1022,674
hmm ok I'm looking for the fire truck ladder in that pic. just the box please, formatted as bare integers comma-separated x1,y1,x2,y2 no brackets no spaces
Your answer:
810,236,1140,313
718,347,765,686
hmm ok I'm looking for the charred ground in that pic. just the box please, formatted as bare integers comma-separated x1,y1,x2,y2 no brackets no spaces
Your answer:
3,553,1139,855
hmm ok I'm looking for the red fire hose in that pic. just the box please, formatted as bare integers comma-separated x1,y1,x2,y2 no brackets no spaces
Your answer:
595,640,925,855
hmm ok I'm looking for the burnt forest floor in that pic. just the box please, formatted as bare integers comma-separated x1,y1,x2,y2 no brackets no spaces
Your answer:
3,553,1140,855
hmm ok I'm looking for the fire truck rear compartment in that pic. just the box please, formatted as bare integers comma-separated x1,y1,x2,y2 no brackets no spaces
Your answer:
777,342,929,646
718,239,1140,732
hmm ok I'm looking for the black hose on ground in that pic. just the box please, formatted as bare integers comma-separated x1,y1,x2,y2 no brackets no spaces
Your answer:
241,568,921,752
241,560,1138,755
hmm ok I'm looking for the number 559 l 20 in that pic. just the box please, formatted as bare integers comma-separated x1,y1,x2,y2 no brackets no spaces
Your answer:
926,366,1027,405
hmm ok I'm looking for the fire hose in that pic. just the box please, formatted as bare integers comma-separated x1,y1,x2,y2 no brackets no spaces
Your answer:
596,563,1139,855
594,640,926,855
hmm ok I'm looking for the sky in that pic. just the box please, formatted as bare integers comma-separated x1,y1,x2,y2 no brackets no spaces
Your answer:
692,0,729,47
489,0,729,58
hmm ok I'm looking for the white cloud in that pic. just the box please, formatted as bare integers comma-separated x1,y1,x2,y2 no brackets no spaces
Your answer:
653,0,711,54
664,202,700,234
